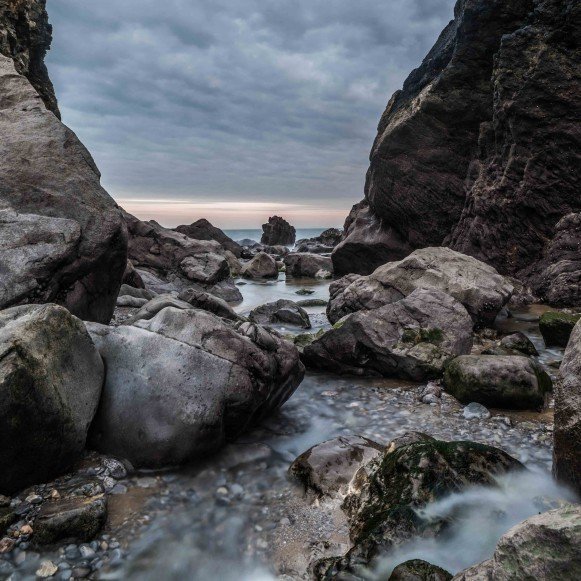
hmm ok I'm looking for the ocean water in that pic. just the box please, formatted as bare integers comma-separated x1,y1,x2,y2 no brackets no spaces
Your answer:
224,227,333,244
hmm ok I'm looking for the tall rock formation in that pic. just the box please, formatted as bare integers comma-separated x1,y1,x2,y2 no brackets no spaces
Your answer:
261,216,296,246
333,0,581,306
0,0,127,323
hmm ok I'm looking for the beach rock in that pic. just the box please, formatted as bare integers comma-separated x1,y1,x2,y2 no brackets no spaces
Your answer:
123,295,192,325
178,288,239,321
87,307,304,468
284,253,334,278
390,560,452,581
289,435,384,499
261,216,296,245
304,288,472,381
203,277,243,303
453,505,581,581
444,355,552,410
249,300,311,329
241,252,278,279
333,0,581,282
179,252,229,285
122,261,145,289
34,495,107,545
238,238,259,247
175,219,242,257
0,304,103,494
224,250,242,276
463,402,491,420
499,332,538,356
116,295,148,308
327,248,512,327
539,311,581,347
554,318,581,495
295,241,334,254
118,285,156,301
0,54,127,323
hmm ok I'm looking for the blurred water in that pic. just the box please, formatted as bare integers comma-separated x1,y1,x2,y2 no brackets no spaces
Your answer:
224,228,332,245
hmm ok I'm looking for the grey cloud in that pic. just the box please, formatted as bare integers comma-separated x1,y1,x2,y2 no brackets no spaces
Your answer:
46,0,455,215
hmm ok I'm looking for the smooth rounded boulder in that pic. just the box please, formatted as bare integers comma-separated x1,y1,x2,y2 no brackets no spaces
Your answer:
539,311,581,347
303,288,473,381
444,355,552,410
284,253,334,278
249,299,311,329
327,247,513,327
241,252,279,279
87,307,304,468
0,304,104,494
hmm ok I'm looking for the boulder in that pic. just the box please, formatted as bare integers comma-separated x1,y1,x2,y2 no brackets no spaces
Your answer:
118,285,156,301
453,505,581,580
0,305,103,494
261,216,296,245
116,295,148,308
284,253,334,278
444,355,552,410
0,53,127,323
390,560,452,581
175,219,242,257
224,250,242,276
178,288,240,321
304,289,473,381
499,332,538,356
123,295,193,325
87,307,304,468
539,311,581,347
554,318,581,495
179,252,229,285
122,261,145,289
289,435,384,499
34,495,107,545
249,300,311,329
327,248,513,327
241,252,278,279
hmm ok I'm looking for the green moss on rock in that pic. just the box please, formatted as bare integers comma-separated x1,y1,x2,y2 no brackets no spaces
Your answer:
539,311,581,347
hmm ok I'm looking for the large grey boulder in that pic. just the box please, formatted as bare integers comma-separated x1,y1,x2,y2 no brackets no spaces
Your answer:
249,300,311,329
123,294,193,325
284,253,334,278
179,252,229,285
303,288,473,381
178,288,240,321
453,505,581,580
444,355,552,410
241,252,278,279
175,219,242,258
0,54,127,324
327,248,513,327
554,318,581,495
0,304,103,494
87,307,304,468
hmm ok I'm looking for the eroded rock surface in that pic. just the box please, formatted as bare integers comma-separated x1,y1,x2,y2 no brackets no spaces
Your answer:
175,219,242,257
261,216,296,246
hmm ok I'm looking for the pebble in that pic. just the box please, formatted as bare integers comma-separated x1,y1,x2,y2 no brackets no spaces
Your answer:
36,560,58,578
103,458,128,480
25,494,43,505
463,402,491,420
79,545,95,559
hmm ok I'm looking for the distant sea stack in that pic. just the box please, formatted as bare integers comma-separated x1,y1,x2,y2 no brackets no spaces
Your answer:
261,216,296,245
333,0,580,306
0,0,127,323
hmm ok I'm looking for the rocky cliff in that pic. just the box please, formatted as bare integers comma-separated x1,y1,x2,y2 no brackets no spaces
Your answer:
0,0,127,323
333,0,580,305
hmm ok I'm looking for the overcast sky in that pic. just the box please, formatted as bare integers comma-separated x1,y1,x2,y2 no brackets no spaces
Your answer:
47,0,454,228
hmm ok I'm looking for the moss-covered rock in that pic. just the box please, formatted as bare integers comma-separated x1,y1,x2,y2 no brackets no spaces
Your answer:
499,332,538,356
539,311,581,347
443,355,552,410
390,559,452,580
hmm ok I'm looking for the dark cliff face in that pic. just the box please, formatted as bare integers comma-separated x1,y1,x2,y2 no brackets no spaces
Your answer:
334,0,581,305
0,0,60,117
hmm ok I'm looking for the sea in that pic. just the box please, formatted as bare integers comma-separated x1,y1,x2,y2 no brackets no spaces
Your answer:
223,227,333,245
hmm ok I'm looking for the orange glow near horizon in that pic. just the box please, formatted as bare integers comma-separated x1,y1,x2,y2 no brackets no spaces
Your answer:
117,199,349,229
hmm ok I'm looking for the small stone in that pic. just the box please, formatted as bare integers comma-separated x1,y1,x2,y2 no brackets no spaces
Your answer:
36,560,59,578
50,490,61,500
0,537,15,553
79,545,95,559
216,487,228,496
103,458,127,480
18,524,33,536
0,495,11,507
101,477,116,491
135,477,157,489
463,402,491,420
71,565,91,578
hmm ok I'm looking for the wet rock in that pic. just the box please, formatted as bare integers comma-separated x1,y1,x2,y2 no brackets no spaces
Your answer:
463,402,491,420
241,252,278,279
303,289,473,381
177,288,239,321
289,436,384,499
123,295,192,325
249,300,311,329
261,216,296,246
390,559,452,581
0,305,103,494
36,560,58,578
444,355,552,410
453,504,581,580
295,241,334,254
293,329,326,354
0,57,127,323
202,278,243,303
554,318,581,495
499,332,538,356
179,252,229,285
34,495,107,545
539,311,581,347
87,307,304,468
116,295,147,308
175,219,242,258
418,382,442,405
327,248,512,327
296,299,328,308
284,253,334,279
